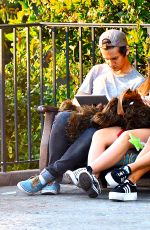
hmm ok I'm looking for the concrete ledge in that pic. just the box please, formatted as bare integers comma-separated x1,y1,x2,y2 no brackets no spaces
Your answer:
0,169,150,187
137,178,150,187
0,169,40,186
0,169,71,186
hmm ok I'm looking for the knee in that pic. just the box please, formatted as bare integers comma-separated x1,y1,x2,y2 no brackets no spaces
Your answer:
56,111,71,119
119,130,131,139
93,129,103,139
118,131,133,148
92,127,120,140
92,129,108,142
54,111,71,124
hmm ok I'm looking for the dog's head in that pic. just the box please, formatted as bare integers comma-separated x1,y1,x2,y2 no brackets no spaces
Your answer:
92,89,145,129
92,97,125,128
117,89,143,116
118,89,150,130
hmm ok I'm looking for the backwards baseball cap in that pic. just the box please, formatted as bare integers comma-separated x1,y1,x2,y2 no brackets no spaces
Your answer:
99,29,128,48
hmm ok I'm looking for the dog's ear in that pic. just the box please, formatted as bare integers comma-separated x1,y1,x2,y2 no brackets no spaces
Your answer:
122,89,141,101
117,90,129,116
117,98,125,116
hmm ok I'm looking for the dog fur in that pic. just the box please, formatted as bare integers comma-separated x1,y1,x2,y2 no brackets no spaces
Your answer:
59,90,150,143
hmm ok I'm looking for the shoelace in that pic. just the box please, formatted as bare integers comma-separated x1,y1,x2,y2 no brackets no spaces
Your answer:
116,170,128,182
74,168,86,178
31,176,40,188
91,175,100,191
47,181,54,186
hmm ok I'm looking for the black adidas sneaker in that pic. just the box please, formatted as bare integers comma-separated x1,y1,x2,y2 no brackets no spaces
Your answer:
105,165,131,188
109,179,137,201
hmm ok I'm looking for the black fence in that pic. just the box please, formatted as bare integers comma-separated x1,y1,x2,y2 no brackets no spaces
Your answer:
0,22,150,172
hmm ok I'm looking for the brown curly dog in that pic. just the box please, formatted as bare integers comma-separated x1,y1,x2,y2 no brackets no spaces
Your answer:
59,89,150,143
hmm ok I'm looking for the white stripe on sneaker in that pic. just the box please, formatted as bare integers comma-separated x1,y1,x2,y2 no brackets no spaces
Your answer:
109,192,137,201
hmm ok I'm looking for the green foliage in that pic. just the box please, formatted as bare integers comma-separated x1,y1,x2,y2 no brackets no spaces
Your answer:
0,0,149,171
1,0,149,24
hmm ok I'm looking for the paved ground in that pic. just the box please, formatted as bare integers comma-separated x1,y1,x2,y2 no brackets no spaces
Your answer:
0,184,150,230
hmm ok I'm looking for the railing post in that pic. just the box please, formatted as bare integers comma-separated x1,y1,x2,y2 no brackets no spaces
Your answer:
52,27,57,106
39,25,44,131
26,27,32,160
79,27,83,84
91,27,95,66
66,27,70,98
147,27,150,78
13,27,19,161
0,28,6,172
39,26,44,106
133,44,137,70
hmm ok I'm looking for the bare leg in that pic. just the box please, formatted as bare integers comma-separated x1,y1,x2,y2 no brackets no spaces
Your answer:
133,136,150,160
88,127,122,165
129,166,150,184
128,137,150,184
90,129,150,175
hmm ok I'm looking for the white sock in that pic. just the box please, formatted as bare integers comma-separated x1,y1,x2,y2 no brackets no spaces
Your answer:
39,175,47,185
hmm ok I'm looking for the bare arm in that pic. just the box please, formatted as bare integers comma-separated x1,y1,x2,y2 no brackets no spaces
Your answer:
142,95,150,107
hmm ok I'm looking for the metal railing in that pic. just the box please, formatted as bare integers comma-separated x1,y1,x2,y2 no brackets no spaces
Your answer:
0,22,150,172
